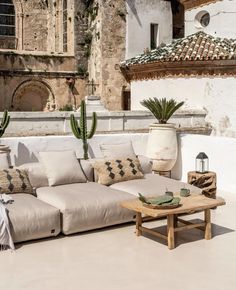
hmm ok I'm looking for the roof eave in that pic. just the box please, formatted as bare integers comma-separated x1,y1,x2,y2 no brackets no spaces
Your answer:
120,59,236,82
179,0,222,10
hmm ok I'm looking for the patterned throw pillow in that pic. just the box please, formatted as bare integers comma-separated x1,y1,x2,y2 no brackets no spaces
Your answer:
0,169,33,194
92,157,144,186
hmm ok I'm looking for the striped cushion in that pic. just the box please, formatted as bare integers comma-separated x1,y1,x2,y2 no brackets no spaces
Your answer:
0,169,33,194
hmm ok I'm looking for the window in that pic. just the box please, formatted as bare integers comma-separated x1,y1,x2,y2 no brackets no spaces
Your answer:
0,0,15,37
200,12,210,27
63,0,68,52
195,11,210,29
150,23,159,50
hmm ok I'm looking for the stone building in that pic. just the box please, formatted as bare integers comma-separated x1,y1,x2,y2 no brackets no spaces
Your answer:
0,0,183,111
121,0,236,137
0,0,88,112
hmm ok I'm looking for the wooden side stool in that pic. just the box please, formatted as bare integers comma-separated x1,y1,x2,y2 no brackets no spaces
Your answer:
187,171,217,199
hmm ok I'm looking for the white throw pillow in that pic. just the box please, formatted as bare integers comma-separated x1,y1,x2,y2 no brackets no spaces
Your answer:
39,150,87,186
100,142,136,159
18,162,49,188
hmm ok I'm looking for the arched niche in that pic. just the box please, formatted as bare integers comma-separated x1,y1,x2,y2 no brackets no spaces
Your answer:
11,80,56,111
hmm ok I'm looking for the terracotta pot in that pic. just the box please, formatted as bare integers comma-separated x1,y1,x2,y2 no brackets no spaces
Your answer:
146,123,178,171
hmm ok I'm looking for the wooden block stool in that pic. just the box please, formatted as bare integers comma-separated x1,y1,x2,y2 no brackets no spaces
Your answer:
188,171,217,199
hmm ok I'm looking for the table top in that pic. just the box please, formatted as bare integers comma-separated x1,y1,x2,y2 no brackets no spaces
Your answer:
188,171,216,176
120,195,225,218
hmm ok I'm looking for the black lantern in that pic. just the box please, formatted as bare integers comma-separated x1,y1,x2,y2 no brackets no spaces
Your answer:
195,152,209,173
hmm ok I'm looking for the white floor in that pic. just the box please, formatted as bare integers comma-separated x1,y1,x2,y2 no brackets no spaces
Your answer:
0,191,235,290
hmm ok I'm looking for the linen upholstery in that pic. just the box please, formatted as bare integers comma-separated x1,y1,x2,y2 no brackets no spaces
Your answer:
0,169,33,194
39,150,87,186
92,157,144,186
6,194,60,243
36,182,135,235
79,159,94,182
137,155,153,174
110,173,202,197
18,162,49,188
100,142,136,159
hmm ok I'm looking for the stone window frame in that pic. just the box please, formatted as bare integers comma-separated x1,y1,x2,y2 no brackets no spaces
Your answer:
62,0,68,52
56,0,74,55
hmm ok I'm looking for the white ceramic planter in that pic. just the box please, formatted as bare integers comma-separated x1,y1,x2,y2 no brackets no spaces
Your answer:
146,123,178,171
0,145,11,169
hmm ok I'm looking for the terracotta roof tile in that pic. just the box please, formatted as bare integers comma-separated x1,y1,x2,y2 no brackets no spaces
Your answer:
122,32,236,67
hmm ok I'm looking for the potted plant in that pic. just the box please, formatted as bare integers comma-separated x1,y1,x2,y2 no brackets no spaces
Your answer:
141,98,184,171
0,110,11,169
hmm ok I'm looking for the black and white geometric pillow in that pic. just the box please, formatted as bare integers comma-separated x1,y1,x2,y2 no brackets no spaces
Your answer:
93,157,144,186
0,169,33,194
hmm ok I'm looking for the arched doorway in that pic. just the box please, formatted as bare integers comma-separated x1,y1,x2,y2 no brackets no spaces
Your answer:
11,80,55,111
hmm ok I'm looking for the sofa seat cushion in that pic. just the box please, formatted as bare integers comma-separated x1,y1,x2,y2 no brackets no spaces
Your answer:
6,194,60,243
36,183,135,235
110,173,202,197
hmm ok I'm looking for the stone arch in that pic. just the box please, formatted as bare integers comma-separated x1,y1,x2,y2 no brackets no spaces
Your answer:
11,80,56,111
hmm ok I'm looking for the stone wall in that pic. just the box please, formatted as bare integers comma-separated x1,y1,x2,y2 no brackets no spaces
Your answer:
0,52,86,111
88,0,128,110
0,1,88,111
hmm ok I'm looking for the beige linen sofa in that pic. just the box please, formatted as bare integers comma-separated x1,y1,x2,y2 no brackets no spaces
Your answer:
5,159,201,244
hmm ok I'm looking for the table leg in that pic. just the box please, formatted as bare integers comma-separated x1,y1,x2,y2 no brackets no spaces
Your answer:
174,215,178,228
204,209,212,240
136,212,142,236
167,214,175,250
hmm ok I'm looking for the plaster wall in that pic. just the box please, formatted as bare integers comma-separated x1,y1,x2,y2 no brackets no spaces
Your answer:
175,134,236,193
1,133,235,192
185,0,236,38
131,77,236,137
126,0,172,59
0,110,206,136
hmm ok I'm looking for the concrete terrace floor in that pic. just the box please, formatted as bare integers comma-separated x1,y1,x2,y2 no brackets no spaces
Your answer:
0,191,235,290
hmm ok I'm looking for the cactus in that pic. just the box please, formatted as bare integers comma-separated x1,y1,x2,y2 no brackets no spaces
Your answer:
70,100,97,160
0,110,10,138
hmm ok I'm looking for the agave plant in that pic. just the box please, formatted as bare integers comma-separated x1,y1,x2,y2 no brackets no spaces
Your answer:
141,98,184,124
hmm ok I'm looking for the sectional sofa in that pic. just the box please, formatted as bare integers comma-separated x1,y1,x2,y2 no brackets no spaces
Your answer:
4,157,202,244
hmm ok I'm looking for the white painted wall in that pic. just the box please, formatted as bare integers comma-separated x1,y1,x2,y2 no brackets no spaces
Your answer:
131,77,236,137
172,134,236,193
1,133,236,192
0,134,148,166
185,0,236,38
126,0,172,59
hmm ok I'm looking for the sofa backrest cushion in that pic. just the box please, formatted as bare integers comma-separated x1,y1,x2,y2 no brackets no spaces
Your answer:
137,155,153,174
92,157,144,186
18,162,49,188
100,142,136,159
79,159,94,182
39,150,87,186
0,168,33,194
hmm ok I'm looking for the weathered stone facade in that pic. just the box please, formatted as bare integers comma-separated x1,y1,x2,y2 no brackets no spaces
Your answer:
0,0,88,111
88,0,127,110
0,0,129,111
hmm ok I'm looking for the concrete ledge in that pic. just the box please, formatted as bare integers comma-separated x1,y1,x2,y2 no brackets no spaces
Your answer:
0,109,208,136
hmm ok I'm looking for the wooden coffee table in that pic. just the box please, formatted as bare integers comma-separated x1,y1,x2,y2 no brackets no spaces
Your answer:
121,195,225,250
